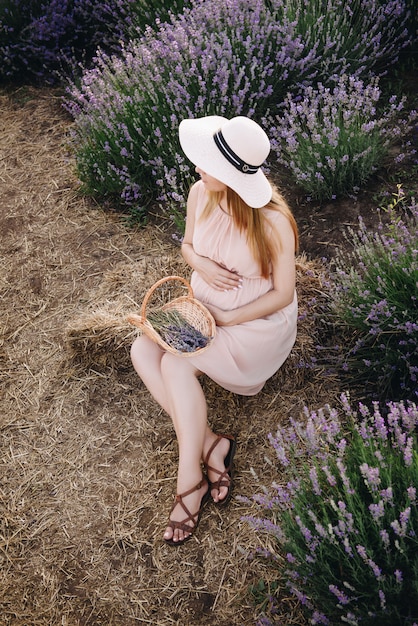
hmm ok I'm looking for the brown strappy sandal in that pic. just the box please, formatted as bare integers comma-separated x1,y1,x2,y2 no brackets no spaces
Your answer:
164,478,210,546
203,434,237,506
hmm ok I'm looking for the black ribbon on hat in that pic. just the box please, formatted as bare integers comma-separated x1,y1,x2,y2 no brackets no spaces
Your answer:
213,129,259,174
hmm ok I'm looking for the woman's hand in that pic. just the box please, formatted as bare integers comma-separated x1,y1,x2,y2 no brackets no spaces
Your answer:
205,304,235,326
194,256,242,292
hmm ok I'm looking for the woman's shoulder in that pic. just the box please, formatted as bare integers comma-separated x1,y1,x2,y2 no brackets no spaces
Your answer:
187,179,207,208
189,179,206,198
261,204,287,224
263,192,293,222
261,201,296,240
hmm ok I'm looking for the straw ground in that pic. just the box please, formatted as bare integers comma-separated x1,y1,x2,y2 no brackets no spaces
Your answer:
0,86,374,625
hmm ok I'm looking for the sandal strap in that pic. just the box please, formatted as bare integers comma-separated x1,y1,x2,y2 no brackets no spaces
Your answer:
167,518,197,534
203,436,233,489
168,479,207,532
205,467,230,490
204,435,223,466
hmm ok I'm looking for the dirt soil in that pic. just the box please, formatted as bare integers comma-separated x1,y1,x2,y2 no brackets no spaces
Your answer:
0,85,416,626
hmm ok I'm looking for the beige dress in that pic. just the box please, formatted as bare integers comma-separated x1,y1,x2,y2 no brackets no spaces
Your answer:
186,180,297,396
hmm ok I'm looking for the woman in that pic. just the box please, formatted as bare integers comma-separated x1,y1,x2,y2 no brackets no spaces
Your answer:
131,115,298,545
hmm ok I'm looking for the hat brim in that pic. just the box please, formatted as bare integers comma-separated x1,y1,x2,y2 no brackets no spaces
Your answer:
179,116,272,208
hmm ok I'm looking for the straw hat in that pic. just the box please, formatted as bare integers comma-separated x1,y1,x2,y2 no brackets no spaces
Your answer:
179,115,272,208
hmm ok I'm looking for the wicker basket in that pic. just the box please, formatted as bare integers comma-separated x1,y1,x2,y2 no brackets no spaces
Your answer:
127,275,216,357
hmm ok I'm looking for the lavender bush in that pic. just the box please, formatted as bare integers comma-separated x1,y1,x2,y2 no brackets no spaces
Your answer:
65,0,412,220
327,190,417,402
245,395,418,625
65,0,322,218
268,75,417,201
0,0,136,84
272,0,412,82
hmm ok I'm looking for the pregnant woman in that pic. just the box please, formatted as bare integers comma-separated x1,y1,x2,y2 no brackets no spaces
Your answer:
131,115,298,545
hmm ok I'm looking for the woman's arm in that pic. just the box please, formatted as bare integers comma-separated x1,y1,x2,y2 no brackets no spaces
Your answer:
206,212,296,326
181,183,242,291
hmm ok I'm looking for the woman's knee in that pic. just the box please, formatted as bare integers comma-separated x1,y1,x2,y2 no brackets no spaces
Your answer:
131,335,160,371
130,335,142,363
160,352,199,381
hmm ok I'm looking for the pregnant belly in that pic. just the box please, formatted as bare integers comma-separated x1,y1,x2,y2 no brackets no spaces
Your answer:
191,272,272,311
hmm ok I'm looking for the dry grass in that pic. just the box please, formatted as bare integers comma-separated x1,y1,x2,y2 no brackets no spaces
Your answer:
0,86,339,625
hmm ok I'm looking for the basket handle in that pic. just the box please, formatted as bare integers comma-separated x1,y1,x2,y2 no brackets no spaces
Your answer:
140,275,193,319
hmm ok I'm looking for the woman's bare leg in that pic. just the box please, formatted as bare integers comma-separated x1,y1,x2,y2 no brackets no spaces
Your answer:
131,336,230,538
159,352,209,542
130,335,171,415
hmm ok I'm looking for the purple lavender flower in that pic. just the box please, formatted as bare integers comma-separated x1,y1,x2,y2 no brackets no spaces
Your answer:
407,486,416,503
369,501,385,521
329,583,350,605
359,463,381,492
394,569,403,584
378,589,386,610
380,487,394,504
322,465,337,487
311,610,329,625
380,529,390,547
309,466,322,495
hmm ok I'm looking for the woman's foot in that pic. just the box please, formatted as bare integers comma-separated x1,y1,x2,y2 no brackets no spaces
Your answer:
163,478,209,545
203,434,236,505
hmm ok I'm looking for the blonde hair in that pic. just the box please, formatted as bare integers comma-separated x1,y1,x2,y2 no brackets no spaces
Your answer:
201,184,298,279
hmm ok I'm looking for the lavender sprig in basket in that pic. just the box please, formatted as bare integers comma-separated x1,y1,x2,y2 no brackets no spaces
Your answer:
127,275,216,357
147,309,211,352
